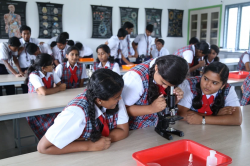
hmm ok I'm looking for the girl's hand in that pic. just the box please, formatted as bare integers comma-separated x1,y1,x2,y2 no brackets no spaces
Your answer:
186,111,202,125
88,137,111,151
217,107,236,116
150,94,167,113
173,87,184,103
198,60,206,67
59,83,66,91
241,85,243,93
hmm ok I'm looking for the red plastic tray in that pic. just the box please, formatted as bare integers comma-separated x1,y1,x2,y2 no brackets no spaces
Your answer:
228,71,249,79
132,139,232,166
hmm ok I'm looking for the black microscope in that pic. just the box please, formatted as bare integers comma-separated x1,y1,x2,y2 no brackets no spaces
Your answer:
155,86,184,140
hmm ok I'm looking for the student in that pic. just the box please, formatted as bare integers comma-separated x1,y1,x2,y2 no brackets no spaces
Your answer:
19,25,40,93
119,22,135,65
26,43,52,57
55,46,88,89
204,44,220,65
132,24,154,63
240,73,250,106
48,32,69,45
37,69,129,154
50,41,57,49
151,37,158,51
151,39,170,58
52,36,70,66
237,49,250,71
93,44,120,75
189,37,199,45
25,53,66,139
122,55,188,129
174,41,209,75
67,40,74,47
177,62,242,126
0,37,23,96
75,42,94,58
106,28,128,66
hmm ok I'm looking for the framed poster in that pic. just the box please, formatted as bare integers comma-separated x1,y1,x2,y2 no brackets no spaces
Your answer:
0,0,26,39
37,2,63,38
145,8,162,38
120,7,138,38
167,9,184,37
91,5,112,38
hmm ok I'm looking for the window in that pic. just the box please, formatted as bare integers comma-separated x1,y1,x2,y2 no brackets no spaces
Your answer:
224,2,250,50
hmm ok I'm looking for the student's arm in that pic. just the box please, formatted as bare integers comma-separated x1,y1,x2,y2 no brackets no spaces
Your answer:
36,84,66,96
121,54,133,65
132,41,139,58
2,60,22,77
189,60,205,73
13,56,24,76
79,79,84,87
109,123,129,142
245,62,250,71
54,59,60,66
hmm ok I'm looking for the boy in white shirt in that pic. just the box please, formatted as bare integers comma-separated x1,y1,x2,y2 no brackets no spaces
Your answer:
151,39,170,58
52,36,70,66
75,42,93,58
48,32,69,46
150,37,158,52
0,37,23,95
132,24,154,63
26,43,53,63
106,28,128,66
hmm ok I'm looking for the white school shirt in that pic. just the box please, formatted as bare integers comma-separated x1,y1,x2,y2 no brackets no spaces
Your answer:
108,36,121,58
120,35,134,58
55,61,88,79
79,44,93,57
47,36,57,45
29,70,61,90
94,61,121,75
122,58,156,106
28,44,53,62
242,53,250,64
18,38,40,68
182,45,195,64
151,47,170,58
178,79,240,110
0,42,18,65
52,45,70,64
151,44,156,51
45,98,129,149
133,33,153,56
206,58,214,65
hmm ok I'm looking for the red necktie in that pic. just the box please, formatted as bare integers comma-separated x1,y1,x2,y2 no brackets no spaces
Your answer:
61,50,64,63
42,76,52,89
146,36,149,56
98,114,109,137
69,66,78,83
127,36,131,55
157,84,167,96
104,66,108,69
198,95,214,115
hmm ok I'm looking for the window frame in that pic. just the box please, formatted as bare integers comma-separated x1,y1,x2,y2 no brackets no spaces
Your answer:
224,2,250,50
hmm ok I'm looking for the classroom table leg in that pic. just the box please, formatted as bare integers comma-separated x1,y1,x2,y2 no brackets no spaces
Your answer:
13,119,17,148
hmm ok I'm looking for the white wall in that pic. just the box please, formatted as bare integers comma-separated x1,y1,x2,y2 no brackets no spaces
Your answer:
0,0,189,57
188,0,249,47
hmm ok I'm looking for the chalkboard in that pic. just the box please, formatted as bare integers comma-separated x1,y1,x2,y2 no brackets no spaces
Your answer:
167,9,183,37
37,2,63,38
0,0,26,39
145,8,162,38
120,7,138,38
91,5,112,38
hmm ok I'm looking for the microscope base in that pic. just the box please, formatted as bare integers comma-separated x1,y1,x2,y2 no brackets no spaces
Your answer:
155,127,184,140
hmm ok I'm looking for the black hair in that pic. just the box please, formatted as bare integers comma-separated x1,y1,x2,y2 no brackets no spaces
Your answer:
8,37,21,47
50,41,57,48
155,37,159,40
189,37,199,45
156,39,164,46
86,69,124,142
25,53,53,84
66,46,79,55
148,55,188,104
20,25,31,34
26,43,39,55
59,32,69,39
123,22,134,29
75,42,83,50
146,24,154,33
67,40,74,47
96,44,114,63
192,62,229,115
195,41,209,55
210,44,220,55
117,28,128,38
56,36,67,44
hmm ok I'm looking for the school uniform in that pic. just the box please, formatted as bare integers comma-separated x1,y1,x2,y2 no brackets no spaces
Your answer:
107,36,121,59
178,77,240,115
47,36,57,45
79,44,94,58
151,44,156,52
119,35,134,65
27,70,61,139
122,58,168,130
237,51,250,71
0,42,18,95
44,91,129,149
174,45,195,64
55,61,88,89
151,47,170,58
52,45,70,64
93,61,120,75
240,74,250,106
133,33,153,63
